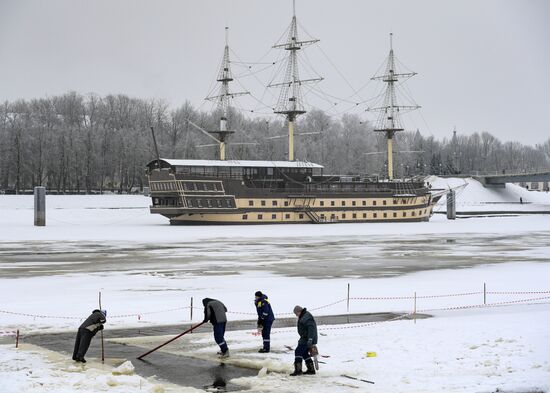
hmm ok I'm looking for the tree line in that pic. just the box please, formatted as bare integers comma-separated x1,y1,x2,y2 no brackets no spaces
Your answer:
1,92,549,193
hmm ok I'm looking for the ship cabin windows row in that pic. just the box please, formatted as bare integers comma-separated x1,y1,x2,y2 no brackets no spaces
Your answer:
187,197,234,209
245,198,423,208
317,198,416,207
175,165,317,180
152,197,177,206
182,181,223,192
151,181,178,192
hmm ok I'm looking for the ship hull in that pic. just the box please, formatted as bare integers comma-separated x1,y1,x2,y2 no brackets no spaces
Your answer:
146,159,440,225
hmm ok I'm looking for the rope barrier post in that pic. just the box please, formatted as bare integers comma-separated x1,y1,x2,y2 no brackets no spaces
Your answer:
190,297,194,333
99,291,105,363
347,283,350,324
483,283,486,305
413,292,417,324
16,329,19,348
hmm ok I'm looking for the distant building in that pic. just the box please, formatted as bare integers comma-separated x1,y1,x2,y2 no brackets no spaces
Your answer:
516,181,550,192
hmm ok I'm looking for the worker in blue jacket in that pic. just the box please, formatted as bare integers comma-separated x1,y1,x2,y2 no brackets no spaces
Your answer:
254,291,275,353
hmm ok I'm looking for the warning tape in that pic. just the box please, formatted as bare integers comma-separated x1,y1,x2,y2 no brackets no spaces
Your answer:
487,290,550,295
418,295,550,313
2,290,549,322
350,291,484,300
0,306,192,320
0,330,18,337
253,296,550,336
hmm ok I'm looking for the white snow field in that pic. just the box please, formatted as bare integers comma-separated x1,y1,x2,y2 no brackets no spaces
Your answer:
1,178,549,392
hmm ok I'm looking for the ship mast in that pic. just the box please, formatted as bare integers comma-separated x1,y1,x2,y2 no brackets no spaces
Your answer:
206,27,249,160
269,0,322,161
370,33,419,180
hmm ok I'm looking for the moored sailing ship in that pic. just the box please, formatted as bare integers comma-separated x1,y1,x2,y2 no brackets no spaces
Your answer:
146,5,442,225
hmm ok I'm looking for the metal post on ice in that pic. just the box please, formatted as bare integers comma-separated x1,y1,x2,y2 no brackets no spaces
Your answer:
190,297,193,322
447,189,456,220
34,186,46,226
413,292,417,324
346,283,350,324
483,283,487,305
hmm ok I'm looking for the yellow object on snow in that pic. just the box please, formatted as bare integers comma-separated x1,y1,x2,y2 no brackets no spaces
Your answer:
365,351,377,357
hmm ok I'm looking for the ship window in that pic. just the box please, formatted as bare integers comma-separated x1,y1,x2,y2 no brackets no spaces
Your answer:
342,201,346,206
249,200,254,206
412,211,416,216
258,214,263,219
383,200,387,205
197,199,203,208
402,199,406,204
393,199,398,204
331,201,335,206
261,200,266,206
384,212,387,218
373,200,377,206
272,200,278,206
243,214,248,220
362,201,366,206
285,213,290,219
393,212,397,218
352,213,357,219
331,214,336,219
403,212,407,217
373,213,377,218
342,213,346,219
320,214,325,219
419,210,422,215
424,209,427,214
320,201,324,206
217,200,222,208
352,201,356,206
207,199,213,208
272,214,276,219
226,200,232,208
284,201,289,206
299,214,304,219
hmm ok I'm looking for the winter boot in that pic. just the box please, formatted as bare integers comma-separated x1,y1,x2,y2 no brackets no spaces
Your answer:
289,361,303,376
304,359,316,375
258,348,270,353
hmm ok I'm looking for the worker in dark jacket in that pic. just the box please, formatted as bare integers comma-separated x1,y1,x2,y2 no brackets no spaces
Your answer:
202,298,229,358
290,305,318,376
254,291,275,353
72,309,106,363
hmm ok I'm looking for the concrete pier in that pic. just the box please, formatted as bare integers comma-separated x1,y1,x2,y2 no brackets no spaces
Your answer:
34,186,46,226
447,189,456,220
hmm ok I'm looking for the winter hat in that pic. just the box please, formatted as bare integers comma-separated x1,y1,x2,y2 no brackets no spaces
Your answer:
293,305,303,316
255,291,263,297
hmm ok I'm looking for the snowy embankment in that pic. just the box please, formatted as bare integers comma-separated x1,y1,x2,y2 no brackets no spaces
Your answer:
431,176,550,214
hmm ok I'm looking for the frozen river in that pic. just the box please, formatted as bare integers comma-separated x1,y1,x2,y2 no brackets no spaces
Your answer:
1,232,549,279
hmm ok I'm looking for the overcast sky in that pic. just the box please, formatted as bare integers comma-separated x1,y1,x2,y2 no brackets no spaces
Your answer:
1,0,549,145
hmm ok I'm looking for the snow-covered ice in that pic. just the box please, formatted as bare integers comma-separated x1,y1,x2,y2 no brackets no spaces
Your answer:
0,178,549,392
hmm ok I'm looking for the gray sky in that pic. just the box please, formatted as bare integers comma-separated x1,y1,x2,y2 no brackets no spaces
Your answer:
1,0,549,145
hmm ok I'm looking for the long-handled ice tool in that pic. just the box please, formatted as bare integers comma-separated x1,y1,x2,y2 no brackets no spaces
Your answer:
136,321,205,360
342,374,375,384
